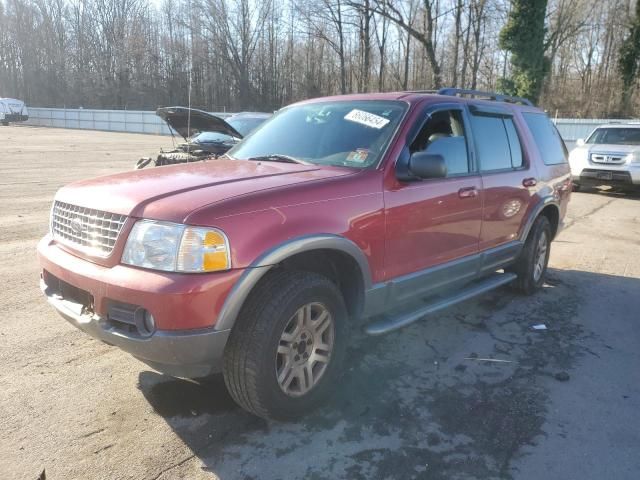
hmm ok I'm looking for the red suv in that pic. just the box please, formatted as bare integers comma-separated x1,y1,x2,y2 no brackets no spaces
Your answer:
38,89,571,419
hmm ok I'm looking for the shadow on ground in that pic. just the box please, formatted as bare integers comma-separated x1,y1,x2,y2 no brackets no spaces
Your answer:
578,186,640,199
138,268,640,480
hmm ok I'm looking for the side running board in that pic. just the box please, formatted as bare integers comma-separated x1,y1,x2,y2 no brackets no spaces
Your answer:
365,272,517,336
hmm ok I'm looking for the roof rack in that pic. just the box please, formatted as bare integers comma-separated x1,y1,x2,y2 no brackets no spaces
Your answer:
403,89,440,94
437,88,534,107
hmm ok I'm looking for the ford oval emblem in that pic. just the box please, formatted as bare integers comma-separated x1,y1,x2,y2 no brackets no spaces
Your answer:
70,217,86,235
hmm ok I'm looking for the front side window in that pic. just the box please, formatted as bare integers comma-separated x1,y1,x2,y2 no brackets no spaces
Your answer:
523,112,567,165
586,127,640,146
410,109,470,176
470,114,523,171
228,100,407,169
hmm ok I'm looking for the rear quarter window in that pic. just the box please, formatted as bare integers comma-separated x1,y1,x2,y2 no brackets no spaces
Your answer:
522,113,567,165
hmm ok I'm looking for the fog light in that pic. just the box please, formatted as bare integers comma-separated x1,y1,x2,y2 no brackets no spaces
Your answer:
134,308,156,337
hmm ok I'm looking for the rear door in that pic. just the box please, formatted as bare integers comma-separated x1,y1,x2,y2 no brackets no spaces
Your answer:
467,105,537,252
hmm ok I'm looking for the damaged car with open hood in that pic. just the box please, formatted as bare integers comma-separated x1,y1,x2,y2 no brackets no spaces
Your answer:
136,107,270,168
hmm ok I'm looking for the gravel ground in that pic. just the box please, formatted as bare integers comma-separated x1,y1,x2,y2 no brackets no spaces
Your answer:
1,126,639,480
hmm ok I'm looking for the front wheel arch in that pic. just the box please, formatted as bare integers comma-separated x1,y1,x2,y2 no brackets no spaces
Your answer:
214,235,370,331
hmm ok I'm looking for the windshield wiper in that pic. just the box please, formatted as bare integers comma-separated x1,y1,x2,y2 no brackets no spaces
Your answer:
247,154,309,165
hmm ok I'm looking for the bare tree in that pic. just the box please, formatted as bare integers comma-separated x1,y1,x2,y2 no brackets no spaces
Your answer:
370,0,442,88
0,0,636,116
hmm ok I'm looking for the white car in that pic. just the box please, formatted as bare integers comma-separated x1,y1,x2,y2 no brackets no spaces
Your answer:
569,123,640,191
0,98,29,125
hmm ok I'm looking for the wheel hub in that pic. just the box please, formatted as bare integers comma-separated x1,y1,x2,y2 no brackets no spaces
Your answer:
291,329,314,362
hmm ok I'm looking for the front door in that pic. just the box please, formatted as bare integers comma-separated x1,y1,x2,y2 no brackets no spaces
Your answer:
384,106,483,294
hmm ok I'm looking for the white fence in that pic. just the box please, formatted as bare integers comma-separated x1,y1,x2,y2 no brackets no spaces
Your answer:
25,107,229,135
26,108,173,135
553,118,634,142
23,107,633,142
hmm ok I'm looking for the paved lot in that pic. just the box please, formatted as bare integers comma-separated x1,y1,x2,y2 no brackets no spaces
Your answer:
1,126,639,480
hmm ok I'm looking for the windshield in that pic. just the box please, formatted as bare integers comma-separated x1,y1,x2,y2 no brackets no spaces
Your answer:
228,116,269,137
586,127,640,145
228,100,407,168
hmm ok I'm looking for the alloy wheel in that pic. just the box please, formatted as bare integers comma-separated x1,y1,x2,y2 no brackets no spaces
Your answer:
533,231,548,282
275,302,335,397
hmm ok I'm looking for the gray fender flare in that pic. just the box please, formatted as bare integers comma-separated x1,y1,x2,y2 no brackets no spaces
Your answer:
520,197,560,242
214,234,372,331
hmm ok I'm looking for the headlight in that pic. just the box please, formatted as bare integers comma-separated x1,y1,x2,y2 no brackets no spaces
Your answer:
624,152,640,164
122,220,230,272
568,148,585,164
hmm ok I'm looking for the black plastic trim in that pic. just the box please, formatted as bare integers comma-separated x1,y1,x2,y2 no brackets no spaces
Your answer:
362,241,523,317
214,234,372,331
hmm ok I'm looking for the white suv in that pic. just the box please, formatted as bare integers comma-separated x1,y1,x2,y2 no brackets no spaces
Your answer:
0,98,29,125
569,123,640,191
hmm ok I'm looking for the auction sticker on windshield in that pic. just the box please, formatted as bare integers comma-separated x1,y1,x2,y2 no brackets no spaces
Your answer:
344,109,390,129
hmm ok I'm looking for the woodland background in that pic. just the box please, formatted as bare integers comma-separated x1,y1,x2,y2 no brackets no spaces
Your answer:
1,0,639,117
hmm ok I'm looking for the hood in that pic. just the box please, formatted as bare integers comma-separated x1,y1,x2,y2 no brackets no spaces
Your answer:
0,98,25,114
583,143,640,155
55,160,354,221
157,107,242,141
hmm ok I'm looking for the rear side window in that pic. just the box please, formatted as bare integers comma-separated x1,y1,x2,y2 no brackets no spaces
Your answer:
523,113,567,165
470,114,523,171
504,120,523,168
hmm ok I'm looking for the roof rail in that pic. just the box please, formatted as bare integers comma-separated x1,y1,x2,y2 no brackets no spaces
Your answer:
403,89,439,94
437,88,534,107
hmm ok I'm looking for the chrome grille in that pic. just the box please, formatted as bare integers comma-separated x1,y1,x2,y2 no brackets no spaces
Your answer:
51,201,127,256
591,152,626,164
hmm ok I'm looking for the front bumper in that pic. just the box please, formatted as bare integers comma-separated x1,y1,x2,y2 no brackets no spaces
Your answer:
1,113,28,122
572,164,640,188
38,235,244,377
41,279,230,377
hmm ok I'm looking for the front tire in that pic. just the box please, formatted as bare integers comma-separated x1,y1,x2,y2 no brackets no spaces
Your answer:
510,216,552,295
223,270,348,420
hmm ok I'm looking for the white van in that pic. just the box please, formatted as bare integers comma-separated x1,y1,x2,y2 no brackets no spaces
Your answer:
0,98,29,125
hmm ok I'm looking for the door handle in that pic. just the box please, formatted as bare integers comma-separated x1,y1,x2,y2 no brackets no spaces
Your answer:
458,187,478,199
523,177,538,187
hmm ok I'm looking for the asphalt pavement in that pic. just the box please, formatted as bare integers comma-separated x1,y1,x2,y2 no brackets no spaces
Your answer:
1,126,638,479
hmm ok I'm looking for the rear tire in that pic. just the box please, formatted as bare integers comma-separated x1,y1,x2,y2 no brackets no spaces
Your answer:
509,216,551,295
223,270,348,420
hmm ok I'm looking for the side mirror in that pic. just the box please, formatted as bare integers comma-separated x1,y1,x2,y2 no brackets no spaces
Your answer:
408,152,447,179
576,138,585,147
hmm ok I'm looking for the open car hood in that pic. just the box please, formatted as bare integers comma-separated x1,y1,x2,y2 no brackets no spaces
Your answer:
156,107,242,141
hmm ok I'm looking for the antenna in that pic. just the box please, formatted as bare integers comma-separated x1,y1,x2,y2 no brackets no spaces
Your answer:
187,0,193,145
